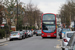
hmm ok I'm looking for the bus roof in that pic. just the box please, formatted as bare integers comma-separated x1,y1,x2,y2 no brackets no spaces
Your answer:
42,13,56,16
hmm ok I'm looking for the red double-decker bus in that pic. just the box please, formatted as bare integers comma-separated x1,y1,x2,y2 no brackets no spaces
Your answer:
41,13,57,38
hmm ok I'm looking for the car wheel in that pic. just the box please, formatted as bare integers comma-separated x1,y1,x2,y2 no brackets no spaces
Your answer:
30,34,32,37
23,36,25,39
19,36,22,40
9,39,13,41
62,48,65,50
26,35,28,38
28,35,31,37
32,34,33,37
22,36,25,39
36,34,38,36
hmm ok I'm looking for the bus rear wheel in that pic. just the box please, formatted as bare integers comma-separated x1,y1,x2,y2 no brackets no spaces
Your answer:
54,37,57,39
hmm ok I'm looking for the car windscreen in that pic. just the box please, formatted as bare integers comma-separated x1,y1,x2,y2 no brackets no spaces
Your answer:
62,29,70,32
20,32,23,34
38,30,41,32
67,33,74,38
11,32,18,35
27,30,29,31
37,30,41,33
23,31,26,33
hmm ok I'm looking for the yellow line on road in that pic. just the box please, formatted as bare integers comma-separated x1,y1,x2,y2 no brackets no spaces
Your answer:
58,39,62,42
55,39,62,49
0,43,8,46
3,44,8,46
56,44,61,49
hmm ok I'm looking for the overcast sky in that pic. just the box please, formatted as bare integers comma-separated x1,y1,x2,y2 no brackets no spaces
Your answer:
20,0,67,14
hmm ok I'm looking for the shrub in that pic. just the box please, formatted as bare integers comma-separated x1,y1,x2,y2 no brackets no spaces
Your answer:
22,26,25,29
31,26,36,29
0,29,5,39
9,30,13,32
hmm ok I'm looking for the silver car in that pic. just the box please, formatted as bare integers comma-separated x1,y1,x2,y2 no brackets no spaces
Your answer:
36,30,41,36
19,31,25,39
65,32,75,50
62,31,75,50
27,30,33,37
10,31,25,41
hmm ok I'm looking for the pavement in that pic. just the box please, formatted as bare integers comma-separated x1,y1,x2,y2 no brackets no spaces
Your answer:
0,38,9,46
0,35,62,50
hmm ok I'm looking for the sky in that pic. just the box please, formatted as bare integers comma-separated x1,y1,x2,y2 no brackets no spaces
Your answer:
20,0,67,14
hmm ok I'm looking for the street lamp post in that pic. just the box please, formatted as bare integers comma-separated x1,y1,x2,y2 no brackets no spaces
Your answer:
17,0,18,31
74,20,75,31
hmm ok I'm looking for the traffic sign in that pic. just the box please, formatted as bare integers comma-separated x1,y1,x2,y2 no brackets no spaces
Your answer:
1,24,4,27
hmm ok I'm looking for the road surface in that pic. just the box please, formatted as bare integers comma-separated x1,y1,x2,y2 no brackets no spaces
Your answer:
0,35,61,50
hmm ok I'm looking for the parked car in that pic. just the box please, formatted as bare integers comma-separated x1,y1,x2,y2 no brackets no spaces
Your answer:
27,30,33,37
63,32,75,50
36,30,41,36
33,30,37,34
19,31,25,39
30,30,34,36
23,30,28,38
31,30,34,34
59,28,71,39
62,31,75,50
10,31,24,41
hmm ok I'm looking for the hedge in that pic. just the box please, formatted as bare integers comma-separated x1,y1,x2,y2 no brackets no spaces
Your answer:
0,29,5,39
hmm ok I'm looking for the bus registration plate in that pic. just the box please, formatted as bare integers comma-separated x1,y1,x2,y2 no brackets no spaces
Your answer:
47,35,51,37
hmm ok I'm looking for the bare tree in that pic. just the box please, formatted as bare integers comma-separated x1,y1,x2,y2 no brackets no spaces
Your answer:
24,1,43,29
60,0,75,27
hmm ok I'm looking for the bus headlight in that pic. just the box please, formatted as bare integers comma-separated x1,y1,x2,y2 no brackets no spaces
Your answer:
42,33,44,35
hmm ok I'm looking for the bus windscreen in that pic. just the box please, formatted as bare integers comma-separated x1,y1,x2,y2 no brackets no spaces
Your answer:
43,14,55,20
42,24,55,33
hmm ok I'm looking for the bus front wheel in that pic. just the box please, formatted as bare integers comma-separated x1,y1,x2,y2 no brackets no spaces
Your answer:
42,37,45,39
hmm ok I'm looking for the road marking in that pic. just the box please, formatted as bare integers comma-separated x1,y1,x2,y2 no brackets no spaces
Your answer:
0,43,5,46
58,40,60,41
58,39,62,41
57,39,62,48
55,44,61,49
0,43,8,46
3,44,8,46
54,39,63,49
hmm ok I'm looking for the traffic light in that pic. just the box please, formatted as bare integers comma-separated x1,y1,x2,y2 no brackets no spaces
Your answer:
0,12,2,24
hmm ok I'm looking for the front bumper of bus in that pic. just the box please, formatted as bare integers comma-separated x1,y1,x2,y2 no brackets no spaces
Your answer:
41,33,57,37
